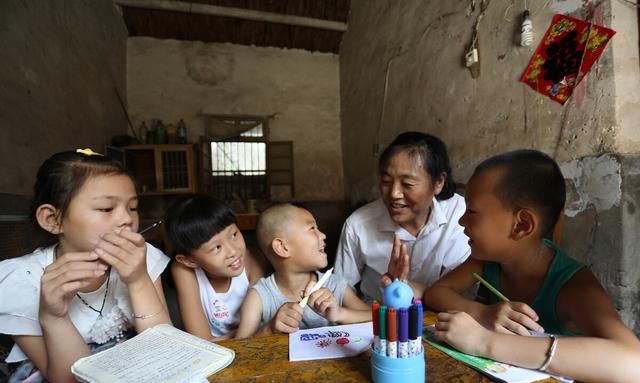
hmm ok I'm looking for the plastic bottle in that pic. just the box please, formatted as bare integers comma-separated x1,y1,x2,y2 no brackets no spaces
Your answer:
177,119,187,144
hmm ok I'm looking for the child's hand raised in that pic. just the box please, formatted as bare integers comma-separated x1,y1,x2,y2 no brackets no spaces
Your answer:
306,288,341,322
269,302,303,334
92,229,147,286
478,301,544,335
39,251,108,320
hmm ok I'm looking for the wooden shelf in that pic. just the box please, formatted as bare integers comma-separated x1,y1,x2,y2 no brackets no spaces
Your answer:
107,144,197,194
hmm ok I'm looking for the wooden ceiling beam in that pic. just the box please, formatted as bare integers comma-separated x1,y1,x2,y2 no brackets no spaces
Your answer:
115,0,348,32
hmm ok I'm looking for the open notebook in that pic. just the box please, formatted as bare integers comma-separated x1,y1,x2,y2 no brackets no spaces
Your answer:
71,324,234,383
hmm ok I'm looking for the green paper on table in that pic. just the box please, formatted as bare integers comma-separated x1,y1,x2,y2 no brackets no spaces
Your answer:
424,326,572,383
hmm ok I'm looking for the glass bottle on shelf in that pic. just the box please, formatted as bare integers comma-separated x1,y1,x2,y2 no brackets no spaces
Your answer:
147,119,158,144
166,123,177,144
138,121,148,144
177,119,187,144
156,120,167,144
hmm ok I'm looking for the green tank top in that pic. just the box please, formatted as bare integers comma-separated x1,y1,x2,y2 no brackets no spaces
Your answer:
482,239,584,335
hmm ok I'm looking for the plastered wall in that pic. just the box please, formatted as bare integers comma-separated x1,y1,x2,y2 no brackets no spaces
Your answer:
0,0,128,195
611,0,640,153
341,0,640,332
561,154,640,333
127,38,343,201
340,0,640,203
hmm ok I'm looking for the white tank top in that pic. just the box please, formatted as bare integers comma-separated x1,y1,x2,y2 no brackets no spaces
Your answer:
195,267,250,337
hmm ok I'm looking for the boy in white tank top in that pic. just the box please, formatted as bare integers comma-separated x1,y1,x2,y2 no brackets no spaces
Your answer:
235,204,371,338
165,195,266,340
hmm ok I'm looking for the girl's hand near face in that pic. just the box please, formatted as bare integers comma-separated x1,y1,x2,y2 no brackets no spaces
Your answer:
94,229,170,330
477,301,544,335
93,229,148,286
39,251,108,321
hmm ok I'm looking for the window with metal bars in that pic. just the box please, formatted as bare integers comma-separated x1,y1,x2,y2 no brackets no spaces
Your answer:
202,119,267,200
200,116,294,201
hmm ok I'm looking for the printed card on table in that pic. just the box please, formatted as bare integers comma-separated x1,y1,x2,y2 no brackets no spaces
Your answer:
288,322,373,362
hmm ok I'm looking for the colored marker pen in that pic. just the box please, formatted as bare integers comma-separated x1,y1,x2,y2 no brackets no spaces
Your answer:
372,301,380,353
378,305,387,356
415,300,423,344
409,305,420,357
387,307,397,358
398,307,409,358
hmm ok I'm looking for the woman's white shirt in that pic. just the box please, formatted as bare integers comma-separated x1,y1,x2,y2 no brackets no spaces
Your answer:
334,195,470,303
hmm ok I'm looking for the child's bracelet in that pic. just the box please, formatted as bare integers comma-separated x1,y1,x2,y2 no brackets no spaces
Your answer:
538,335,558,371
133,307,163,320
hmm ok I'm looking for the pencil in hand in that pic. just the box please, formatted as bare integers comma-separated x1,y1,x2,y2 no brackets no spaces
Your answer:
299,267,334,308
139,220,163,235
472,272,510,302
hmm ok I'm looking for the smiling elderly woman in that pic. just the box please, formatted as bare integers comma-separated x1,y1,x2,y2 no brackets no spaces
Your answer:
334,132,470,303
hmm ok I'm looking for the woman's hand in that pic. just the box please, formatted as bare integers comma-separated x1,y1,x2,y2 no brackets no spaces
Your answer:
93,229,148,286
39,251,108,320
434,311,493,356
381,234,409,287
477,301,544,335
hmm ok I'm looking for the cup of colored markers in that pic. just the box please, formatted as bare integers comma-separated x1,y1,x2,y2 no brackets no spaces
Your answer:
370,279,425,383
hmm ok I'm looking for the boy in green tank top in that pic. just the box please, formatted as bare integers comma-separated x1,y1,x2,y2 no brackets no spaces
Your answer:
423,149,640,382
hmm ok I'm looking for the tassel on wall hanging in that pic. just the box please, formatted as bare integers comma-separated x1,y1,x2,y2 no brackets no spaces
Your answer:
520,14,615,105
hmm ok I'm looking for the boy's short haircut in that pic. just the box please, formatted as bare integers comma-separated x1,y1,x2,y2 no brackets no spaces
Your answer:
255,203,298,256
475,149,566,238
164,194,236,256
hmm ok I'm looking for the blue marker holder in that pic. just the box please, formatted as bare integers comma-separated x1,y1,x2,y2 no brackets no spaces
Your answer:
372,279,425,383
371,346,425,383
383,278,414,309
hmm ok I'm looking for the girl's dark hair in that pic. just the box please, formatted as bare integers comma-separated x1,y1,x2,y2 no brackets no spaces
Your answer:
31,150,133,232
474,149,566,238
164,194,237,256
378,132,456,200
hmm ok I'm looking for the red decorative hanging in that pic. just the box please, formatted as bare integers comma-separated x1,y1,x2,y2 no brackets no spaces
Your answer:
521,14,615,105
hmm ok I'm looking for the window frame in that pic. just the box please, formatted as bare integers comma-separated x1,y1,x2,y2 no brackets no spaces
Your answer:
199,115,270,200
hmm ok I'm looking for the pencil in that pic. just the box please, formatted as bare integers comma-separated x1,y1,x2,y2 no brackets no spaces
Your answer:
299,267,334,307
139,220,162,235
472,272,510,302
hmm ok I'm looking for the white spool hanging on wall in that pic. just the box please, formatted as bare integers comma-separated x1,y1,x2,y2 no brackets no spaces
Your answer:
521,9,534,46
